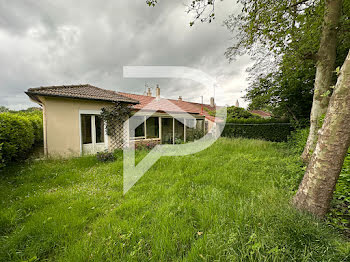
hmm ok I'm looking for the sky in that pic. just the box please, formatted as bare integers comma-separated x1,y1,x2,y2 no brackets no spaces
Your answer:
0,0,253,110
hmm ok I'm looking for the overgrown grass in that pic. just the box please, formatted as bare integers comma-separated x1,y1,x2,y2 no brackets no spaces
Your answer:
0,138,349,261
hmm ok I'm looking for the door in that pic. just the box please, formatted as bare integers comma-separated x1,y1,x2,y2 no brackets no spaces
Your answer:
81,114,107,154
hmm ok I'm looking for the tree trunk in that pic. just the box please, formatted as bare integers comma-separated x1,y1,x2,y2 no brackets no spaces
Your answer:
293,50,350,217
302,0,343,163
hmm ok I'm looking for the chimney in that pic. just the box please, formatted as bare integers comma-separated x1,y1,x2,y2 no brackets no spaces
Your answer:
178,96,182,101
210,97,215,107
147,87,152,96
156,84,160,99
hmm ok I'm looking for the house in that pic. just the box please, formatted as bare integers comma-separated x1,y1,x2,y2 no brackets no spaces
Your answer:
26,84,219,156
249,110,272,119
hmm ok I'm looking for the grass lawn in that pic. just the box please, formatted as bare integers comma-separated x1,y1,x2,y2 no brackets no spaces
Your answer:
0,138,349,261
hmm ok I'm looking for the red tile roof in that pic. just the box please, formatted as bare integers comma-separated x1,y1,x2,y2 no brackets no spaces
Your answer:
118,92,218,121
25,84,221,122
26,85,138,104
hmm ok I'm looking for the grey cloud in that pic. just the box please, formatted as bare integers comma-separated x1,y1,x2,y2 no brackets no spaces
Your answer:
0,0,251,109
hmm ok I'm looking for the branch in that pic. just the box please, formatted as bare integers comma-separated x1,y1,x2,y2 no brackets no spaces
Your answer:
146,0,158,7
186,0,219,26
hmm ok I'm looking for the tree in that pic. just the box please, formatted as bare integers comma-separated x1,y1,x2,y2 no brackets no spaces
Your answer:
293,50,350,217
185,0,344,163
226,106,258,121
147,0,350,216
244,59,315,126
244,0,350,126
302,0,343,162
185,0,335,133
0,106,9,113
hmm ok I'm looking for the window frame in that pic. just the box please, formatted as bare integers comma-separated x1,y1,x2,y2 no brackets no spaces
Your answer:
130,115,161,141
79,110,109,155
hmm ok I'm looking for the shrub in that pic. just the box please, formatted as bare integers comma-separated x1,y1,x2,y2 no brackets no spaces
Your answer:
29,113,43,143
287,128,309,155
0,113,35,163
221,118,293,142
186,129,205,142
135,140,160,150
16,111,43,143
96,151,115,162
0,143,4,168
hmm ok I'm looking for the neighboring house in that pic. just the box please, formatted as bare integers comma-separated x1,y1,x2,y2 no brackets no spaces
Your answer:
26,84,219,156
249,110,272,119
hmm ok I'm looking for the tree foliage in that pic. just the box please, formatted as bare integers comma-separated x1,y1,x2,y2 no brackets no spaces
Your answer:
0,106,9,113
146,0,349,125
240,0,350,124
226,106,258,121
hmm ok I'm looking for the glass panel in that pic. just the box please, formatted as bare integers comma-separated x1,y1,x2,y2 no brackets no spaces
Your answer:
134,116,145,138
195,119,205,139
185,119,196,142
81,115,92,144
161,118,173,144
95,115,105,143
146,117,159,138
197,119,204,130
174,119,184,143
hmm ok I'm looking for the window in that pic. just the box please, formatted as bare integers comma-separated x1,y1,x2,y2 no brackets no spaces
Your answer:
95,115,105,143
161,118,173,144
185,119,196,142
133,116,145,138
174,119,184,141
81,114,105,144
196,119,204,130
146,117,159,138
81,115,92,144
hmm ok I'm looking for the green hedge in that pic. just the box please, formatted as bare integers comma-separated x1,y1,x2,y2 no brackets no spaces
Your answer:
0,143,4,168
287,128,309,154
220,119,293,142
0,111,43,166
16,111,43,143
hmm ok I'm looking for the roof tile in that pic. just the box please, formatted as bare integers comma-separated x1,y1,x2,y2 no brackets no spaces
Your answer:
26,84,138,104
118,92,218,118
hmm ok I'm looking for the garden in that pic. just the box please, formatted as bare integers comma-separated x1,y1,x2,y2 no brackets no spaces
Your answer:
0,107,350,261
0,133,350,261
1,0,350,260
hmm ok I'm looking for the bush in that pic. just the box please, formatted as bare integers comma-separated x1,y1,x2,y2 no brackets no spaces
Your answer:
287,128,309,155
226,106,259,120
221,118,293,142
135,140,159,150
96,151,115,162
0,113,35,163
16,111,43,143
0,143,4,168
